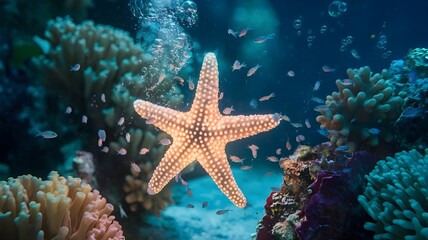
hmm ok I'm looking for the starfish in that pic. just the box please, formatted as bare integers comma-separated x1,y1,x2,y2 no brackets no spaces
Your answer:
133,53,280,208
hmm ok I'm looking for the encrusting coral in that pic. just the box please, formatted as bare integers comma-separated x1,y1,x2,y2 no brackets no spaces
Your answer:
405,48,428,78
31,16,184,215
0,171,124,239
358,149,428,240
316,66,403,152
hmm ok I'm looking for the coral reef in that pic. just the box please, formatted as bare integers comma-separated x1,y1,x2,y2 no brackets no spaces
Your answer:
30,17,184,215
256,144,375,240
0,171,124,239
316,66,404,152
296,151,376,240
405,48,428,78
358,149,428,240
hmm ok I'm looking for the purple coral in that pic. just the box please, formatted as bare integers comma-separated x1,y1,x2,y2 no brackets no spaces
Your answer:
296,151,376,240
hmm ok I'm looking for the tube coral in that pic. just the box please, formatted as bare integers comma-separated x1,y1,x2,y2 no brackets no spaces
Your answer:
316,66,403,152
358,149,428,239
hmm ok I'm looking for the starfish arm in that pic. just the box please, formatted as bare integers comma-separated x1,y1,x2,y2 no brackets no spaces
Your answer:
191,53,221,116
134,99,185,133
218,114,280,142
147,143,194,195
198,146,247,208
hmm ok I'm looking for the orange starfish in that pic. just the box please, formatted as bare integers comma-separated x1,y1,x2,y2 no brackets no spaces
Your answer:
133,53,280,207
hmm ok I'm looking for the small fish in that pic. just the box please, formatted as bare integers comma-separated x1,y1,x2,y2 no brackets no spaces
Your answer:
272,113,281,123
229,155,245,163
259,93,275,102
35,130,58,139
130,162,141,172
290,122,303,128
240,165,252,171
365,128,381,135
287,70,295,77
267,156,279,162
159,138,172,146
70,63,80,71
402,107,423,118
186,188,193,197
314,105,329,112
313,81,321,91
139,148,150,155
254,33,275,43
202,201,208,208
117,117,125,126
101,93,106,102
304,119,311,128
117,148,127,155
222,106,234,115
335,145,349,152
187,203,195,209
285,138,292,150
248,144,259,158
98,129,106,142
65,106,72,114
149,72,166,91
275,148,281,155
317,128,329,137
232,60,246,71
81,115,88,124
101,146,109,153
249,99,258,109
188,78,195,90
216,209,233,215
238,27,250,37
322,65,336,72
174,76,185,86
228,28,238,37
247,64,261,77
181,178,189,187
146,117,155,124
310,97,324,104
281,115,290,122
296,134,305,142
125,132,131,143
341,79,354,86
351,49,360,60
218,92,224,100
119,203,128,218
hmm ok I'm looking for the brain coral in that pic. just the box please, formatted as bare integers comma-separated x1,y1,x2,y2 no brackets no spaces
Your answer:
316,66,403,151
358,149,428,240
0,171,124,239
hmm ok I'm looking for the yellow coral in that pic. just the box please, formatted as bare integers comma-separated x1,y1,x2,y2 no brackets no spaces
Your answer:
0,171,124,240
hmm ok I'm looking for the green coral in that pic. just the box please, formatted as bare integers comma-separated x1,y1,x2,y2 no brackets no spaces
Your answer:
316,66,403,151
358,149,428,240
405,48,428,78
31,17,184,215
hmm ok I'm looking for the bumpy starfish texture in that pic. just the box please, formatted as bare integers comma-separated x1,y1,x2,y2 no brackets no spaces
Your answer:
134,53,280,207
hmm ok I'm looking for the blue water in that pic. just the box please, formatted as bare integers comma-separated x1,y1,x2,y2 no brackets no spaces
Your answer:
1,0,427,239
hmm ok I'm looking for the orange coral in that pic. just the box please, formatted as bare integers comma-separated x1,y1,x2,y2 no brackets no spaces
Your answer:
0,171,124,240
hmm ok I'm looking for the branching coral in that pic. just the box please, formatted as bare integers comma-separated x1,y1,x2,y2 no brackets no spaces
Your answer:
31,17,184,215
316,66,403,152
0,171,124,239
358,149,428,240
